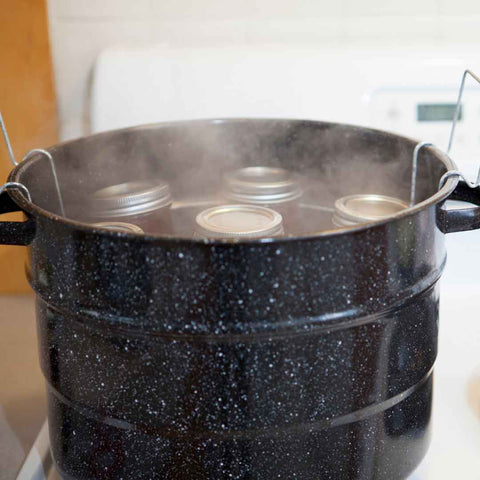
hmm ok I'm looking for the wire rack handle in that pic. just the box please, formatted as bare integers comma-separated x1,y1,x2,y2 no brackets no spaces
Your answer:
0,112,66,217
447,70,480,154
0,182,32,202
0,112,18,166
23,149,66,217
411,70,480,206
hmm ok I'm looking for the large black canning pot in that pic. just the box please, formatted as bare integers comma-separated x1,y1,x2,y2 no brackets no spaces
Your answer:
2,119,480,480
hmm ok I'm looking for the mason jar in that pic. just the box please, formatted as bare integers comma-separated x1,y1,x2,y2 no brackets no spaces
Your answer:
90,221,144,234
222,166,302,234
333,194,408,227
90,180,172,234
194,204,284,239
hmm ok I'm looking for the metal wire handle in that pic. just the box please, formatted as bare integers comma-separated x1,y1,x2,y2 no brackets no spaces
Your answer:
23,149,65,217
0,112,66,217
0,182,32,202
447,70,480,154
438,169,480,191
410,141,433,206
410,70,480,206
0,112,17,166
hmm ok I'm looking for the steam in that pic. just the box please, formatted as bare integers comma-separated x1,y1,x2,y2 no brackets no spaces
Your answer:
22,119,444,237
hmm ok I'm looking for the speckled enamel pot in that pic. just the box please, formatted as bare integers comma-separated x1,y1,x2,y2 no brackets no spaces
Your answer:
2,119,480,480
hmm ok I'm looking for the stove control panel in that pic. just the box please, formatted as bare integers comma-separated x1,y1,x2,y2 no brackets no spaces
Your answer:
368,87,480,179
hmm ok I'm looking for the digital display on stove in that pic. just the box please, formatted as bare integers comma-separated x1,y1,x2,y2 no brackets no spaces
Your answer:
417,103,462,122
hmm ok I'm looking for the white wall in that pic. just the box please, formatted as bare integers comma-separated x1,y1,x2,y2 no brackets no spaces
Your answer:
47,0,480,140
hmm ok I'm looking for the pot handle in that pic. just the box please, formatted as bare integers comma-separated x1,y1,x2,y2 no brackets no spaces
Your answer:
0,185,35,245
438,180,480,233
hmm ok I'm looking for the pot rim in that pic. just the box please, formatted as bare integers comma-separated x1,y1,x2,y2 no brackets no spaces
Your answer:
7,117,459,245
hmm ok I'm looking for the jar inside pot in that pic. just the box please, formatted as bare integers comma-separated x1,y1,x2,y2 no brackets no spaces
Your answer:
90,180,173,234
333,194,408,227
195,204,284,239
222,166,303,233
90,221,144,234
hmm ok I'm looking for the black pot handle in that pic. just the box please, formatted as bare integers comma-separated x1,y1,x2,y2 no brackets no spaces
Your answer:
0,190,35,245
438,180,480,233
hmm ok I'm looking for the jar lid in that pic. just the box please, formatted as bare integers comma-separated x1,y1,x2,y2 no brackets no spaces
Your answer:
223,166,302,204
195,204,284,239
90,221,144,234
92,180,172,218
333,194,408,226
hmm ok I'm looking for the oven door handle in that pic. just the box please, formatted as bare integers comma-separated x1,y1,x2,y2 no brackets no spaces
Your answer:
438,180,480,233
0,190,35,245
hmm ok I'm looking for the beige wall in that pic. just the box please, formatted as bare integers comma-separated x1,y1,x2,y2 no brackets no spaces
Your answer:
47,0,480,140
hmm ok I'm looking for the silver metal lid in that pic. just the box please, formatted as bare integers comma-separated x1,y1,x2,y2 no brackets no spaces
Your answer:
223,166,303,204
92,180,172,218
333,194,408,227
90,222,144,234
195,204,284,239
